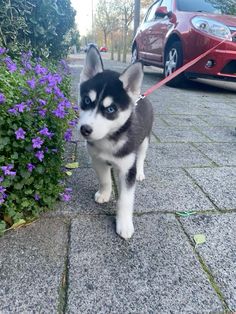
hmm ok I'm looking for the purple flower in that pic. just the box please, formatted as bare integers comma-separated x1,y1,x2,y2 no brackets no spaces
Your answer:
39,127,53,138
0,93,6,103
60,193,71,202
8,108,18,115
15,128,26,140
45,87,52,94
35,64,48,76
34,194,40,201
73,106,79,111
60,187,72,202
27,78,36,89
69,119,78,127
53,87,64,98
20,69,26,75
0,176,3,182
15,102,26,113
0,47,7,55
52,106,66,119
64,129,72,142
4,57,17,73
32,137,44,149
52,148,58,153
21,51,32,70
38,108,47,117
1,164,16,176
35,151,44,162
27,163,35,172
38,99,47,106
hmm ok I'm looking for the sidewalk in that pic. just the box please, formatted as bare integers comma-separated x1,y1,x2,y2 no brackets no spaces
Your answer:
0,56,236,313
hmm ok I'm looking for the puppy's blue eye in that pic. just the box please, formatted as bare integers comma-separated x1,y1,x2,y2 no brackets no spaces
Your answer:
105,105,117,114
84,96,91,105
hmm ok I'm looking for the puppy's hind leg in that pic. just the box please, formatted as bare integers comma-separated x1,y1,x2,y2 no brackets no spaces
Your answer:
136,137,149,181
92,158,112,204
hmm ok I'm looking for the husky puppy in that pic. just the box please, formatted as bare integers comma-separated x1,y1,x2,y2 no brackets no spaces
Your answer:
79,45,153,239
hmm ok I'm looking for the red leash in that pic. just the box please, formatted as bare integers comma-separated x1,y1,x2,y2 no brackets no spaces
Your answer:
138,35,234,100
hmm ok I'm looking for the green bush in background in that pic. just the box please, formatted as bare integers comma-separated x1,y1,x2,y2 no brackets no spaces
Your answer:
0,0,80,59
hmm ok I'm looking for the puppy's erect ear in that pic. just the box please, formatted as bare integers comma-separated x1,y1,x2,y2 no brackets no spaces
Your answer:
80,45,104,83
119,62,143,100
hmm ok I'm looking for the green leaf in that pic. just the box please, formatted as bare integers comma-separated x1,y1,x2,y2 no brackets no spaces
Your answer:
10,219,27,229
65,162,79,169
193,234,206,246
176,211,197,217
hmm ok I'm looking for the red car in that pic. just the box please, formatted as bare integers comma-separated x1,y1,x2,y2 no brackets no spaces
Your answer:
132,0,236,86
100,46,108,52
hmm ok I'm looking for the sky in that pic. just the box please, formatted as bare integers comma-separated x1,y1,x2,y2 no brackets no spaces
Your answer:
70,0,98,36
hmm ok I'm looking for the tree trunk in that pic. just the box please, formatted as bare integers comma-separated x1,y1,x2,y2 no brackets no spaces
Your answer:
104,31,107,47
122,26,128,63
117,42,121,61
133,0,140,37
111,32,114,60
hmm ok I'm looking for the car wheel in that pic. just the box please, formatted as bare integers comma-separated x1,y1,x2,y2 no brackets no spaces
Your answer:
164,41,185,87
131,46,138,63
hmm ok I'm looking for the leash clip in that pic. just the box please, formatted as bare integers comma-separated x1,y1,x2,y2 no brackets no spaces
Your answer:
135,94,145,105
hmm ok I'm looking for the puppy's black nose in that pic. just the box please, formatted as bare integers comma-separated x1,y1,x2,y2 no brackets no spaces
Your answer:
80,124,93,137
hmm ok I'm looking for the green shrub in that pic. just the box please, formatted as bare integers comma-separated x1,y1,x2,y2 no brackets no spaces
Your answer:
0,0,76,59
0,48,78,234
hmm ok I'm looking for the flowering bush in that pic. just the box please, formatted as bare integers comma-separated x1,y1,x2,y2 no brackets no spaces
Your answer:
0,48,78,234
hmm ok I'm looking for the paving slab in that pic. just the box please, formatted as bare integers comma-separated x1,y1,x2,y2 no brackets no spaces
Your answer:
152,126,211,143
194,143,236,166
0,218,68,313
180,213,236,311
64,142,77,163
67,214,223,314
134,168,216,213
199,126,236,142
186,167,236,210
54,168,116,215
160,114,208,127
199,115,236,127
76,141,91,167
145,143,214,168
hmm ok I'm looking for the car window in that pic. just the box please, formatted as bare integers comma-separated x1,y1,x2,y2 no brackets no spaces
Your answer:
176,0,222,14
145,1,161,22
159,0,172,13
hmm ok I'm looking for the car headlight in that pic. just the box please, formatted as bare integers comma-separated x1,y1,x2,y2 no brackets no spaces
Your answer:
192,16,232,41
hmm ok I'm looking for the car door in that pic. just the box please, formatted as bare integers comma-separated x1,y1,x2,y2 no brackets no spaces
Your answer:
146,0,174,63
137,1,161,60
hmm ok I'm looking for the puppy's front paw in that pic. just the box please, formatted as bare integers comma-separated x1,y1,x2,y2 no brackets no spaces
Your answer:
116,216,134,240
95,190,111,204
136,172,145,181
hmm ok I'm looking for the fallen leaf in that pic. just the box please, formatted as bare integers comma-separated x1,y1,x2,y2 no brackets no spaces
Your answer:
176,211,197,217
10,219,27,230
65,171,73,176
65,162,79,169
193,234,206,246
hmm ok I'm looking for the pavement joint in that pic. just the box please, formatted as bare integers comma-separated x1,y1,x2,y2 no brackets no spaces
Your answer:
190,142,220,167
176,216,230,313
57,220,72,314
182,168,220,211
151,131,161,142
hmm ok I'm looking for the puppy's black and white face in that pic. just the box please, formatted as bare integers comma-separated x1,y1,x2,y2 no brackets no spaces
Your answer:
79,46,143,141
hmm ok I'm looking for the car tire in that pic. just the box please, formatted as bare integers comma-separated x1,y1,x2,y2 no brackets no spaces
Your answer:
131,46,138,64
164,41,185,87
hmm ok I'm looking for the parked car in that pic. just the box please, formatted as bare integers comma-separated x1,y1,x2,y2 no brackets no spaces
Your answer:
132,0,236,86
100,46,108,52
